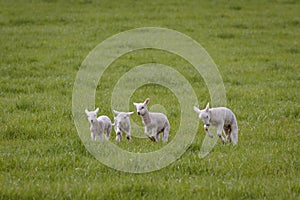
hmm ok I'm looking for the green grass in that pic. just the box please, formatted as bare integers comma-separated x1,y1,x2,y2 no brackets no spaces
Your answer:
0,0,299,199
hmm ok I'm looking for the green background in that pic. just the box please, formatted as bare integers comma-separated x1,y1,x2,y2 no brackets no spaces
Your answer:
0,0,299,199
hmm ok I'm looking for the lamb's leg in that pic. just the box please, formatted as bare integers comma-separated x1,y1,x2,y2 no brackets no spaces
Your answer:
156,133,160,142
145,127,155,142
116,131,122,142
91,132,95,141
150,129,158,142
125,129,131,141
230,124,238,145
106,125,112,141
204,125,213,138
217,124,226,144
162,124,170,143
223,125,231,143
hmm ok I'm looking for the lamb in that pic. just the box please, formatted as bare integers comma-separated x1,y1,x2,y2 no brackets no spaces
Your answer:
112,110,134,142
85,108,112,141
133,98,170,143
194,103,238,145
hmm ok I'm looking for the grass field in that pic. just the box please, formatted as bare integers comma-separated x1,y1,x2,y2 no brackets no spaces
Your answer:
0,0,299,199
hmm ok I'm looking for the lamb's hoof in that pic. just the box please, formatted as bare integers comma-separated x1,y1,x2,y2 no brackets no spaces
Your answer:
150,136,157,142
147,135,157,142
126,136,131,141
116,135,121,142
208,134,213,138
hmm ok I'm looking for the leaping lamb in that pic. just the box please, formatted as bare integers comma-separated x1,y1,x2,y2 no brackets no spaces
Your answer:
112,110,134,142
194,103,238,145
133,98,170,143
85,108,112,141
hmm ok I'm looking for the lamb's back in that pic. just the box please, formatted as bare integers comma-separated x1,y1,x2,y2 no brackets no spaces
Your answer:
211,107,236,125
149,112,169,128
98,116,112,128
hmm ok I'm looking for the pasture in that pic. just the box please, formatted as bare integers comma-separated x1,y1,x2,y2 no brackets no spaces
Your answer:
0,0,299,199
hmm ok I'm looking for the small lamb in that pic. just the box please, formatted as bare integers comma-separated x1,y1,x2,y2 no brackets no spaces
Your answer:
133,98,170,143
194,103,238,145
85,108,112,141
112,110,134,142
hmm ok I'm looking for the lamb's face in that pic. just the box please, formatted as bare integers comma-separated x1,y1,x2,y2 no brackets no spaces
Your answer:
114,113,127,126
200,111,210,126
193,104,211,126
113,111,133,127
118,113,129,121
85,108,99,124
134,103,147,116
133,98,150,116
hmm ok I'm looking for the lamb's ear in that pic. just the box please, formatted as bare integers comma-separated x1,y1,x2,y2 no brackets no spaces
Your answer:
126,112,134,116
144,98,150,105
95,108,99,113
113,110,120,116
85,109,89,115
193,106,201,114
133,103,138,108
205,103,210,112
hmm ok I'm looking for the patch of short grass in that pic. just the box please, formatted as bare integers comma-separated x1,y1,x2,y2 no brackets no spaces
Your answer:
0,0,299,199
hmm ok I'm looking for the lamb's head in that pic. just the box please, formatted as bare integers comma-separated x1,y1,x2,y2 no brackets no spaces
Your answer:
85,108,99,124
113,110,134,125
133,98,150,116
193,103,211,126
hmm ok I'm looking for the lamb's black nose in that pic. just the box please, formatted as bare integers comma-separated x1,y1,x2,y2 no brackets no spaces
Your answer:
137,112,140,115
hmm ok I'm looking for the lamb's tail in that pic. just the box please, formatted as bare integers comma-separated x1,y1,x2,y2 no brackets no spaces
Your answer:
162,121,170,143
231,125,238,145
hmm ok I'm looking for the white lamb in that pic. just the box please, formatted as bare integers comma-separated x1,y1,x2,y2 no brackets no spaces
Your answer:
112,110,134,142
85,108,112,141
194,103,238,145
133,98,170,143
